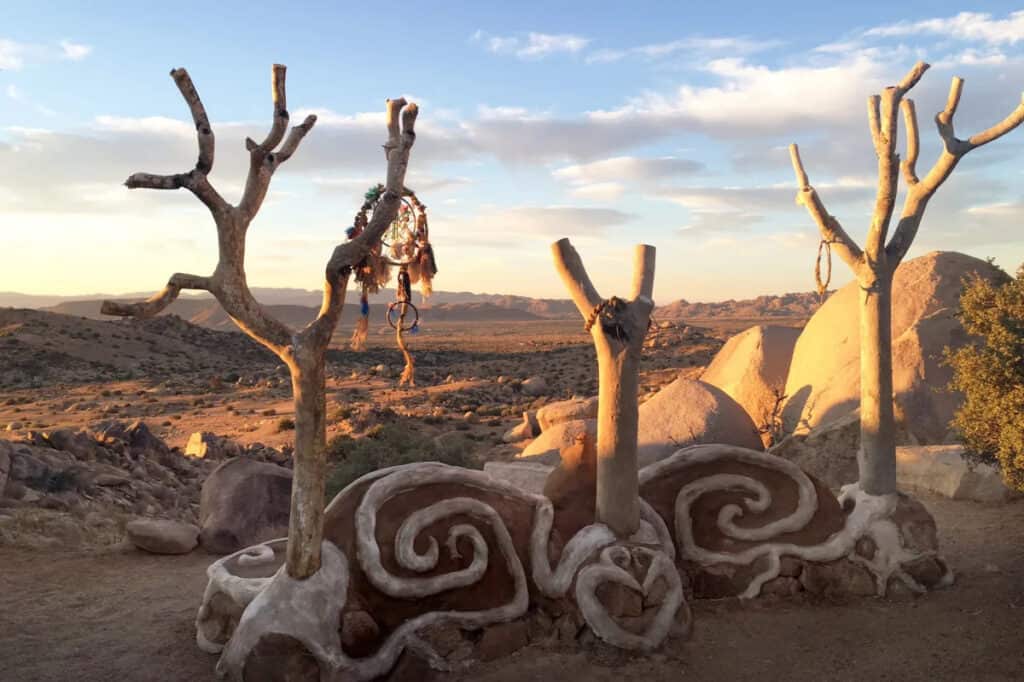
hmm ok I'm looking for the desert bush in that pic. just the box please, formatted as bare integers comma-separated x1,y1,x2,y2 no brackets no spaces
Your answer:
324,422,480,502
946,265,1024,491
275,417,296,432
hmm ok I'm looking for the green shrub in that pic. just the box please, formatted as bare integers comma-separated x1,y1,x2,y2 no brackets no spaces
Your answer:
946,265,1024,491
324,422,480,502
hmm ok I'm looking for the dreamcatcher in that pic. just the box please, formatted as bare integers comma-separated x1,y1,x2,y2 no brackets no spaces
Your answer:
346,184,437,386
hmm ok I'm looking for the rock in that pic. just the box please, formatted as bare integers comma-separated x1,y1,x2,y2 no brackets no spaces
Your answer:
199,458,293,554
536,396,598,432
596,583,643,617
760,576,802,597
782,251,1006,442
521,376,548,397
701,325,800,447
800,558,877,596
518,419,596,464
385,650,438,682
126,518,199,554
8,449,51,487
477,620,529,661
770,412,862,489
502,411,540,443
896,445,1020,503
186,431,242,460
340,610,380,658
482,461,553,494
0,441,10,495
637,378,764,464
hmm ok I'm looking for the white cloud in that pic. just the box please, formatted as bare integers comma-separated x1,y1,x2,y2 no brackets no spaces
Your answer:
471,30,589,59
586,36,782,64
59,40,92,61
865,11,1024,45
568,182,626,201
6,84,22,100
0,39,26,70
553,156,702,184
0,37,92,70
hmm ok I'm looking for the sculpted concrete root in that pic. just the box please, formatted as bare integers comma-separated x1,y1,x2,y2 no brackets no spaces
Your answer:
645,445,953,598
197,445,953,678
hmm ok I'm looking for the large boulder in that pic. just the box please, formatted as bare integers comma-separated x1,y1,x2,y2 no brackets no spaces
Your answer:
637,378,763,464
518,379,762,466
199,458,293,554
126,518,199,554
782,251,1006,442
770,412,863,488
518,419,596,464
701,325,800,446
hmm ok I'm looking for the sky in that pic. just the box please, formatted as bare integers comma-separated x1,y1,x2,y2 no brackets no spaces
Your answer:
2,2,1024,303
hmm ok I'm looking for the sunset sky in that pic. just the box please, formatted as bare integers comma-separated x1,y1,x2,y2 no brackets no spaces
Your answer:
3,2,1024,302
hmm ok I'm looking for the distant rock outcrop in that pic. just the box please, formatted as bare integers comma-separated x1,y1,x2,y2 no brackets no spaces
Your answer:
782,251,1007,443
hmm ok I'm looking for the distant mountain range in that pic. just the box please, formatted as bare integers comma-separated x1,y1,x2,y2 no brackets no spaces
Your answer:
0,286,821,330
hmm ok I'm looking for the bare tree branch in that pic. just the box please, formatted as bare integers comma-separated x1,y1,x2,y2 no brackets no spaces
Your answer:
888,78,1024,263
552,238,603,319
901,99,920,186
787,144,865,272
304,99,420,349
630,244,656,304
170,68,214,174
101,273,210,318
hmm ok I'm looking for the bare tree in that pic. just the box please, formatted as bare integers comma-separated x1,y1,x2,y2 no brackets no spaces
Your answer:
102,65,418,578
789,62,1024,495
552,239,655,537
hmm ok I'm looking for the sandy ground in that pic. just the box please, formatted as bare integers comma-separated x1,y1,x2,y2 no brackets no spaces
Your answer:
2,493,1022,682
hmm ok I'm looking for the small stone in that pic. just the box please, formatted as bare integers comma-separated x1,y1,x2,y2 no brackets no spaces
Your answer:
554,613,582,643
779,556,804,577
521,376,548,397
760,576,802,597
126,518,199,555
340,610,380,658
477,620,529,661
596,582,643,618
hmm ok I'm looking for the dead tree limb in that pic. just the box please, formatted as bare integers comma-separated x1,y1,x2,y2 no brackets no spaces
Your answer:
789,62,1024,495
102,65,418,579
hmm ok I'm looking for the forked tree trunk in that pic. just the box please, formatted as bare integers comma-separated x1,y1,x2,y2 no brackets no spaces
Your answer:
553,239,655,537
790,62,1024,496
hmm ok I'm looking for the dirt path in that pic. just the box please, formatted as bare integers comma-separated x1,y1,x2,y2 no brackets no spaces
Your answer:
2,494,1023,681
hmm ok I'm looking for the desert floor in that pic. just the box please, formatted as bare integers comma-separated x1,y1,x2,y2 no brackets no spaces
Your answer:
2,494,1021,682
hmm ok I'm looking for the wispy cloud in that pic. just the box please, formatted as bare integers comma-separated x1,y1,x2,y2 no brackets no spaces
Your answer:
59,40,92,61
587,36,782,64
0,37,93,70
865,10,1024,45
471,30,589,59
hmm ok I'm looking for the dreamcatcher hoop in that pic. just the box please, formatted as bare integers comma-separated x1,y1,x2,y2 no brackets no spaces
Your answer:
386,301,419,331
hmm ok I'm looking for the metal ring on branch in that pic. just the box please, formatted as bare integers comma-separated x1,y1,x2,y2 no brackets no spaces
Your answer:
386,301,419,331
